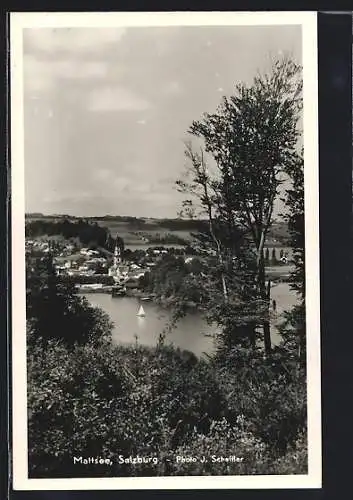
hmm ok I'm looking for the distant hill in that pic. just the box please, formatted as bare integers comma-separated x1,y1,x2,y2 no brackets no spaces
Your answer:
26,212,45,218
25,214,290,247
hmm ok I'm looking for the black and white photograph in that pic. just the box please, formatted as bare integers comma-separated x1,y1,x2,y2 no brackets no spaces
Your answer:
10,12,321,490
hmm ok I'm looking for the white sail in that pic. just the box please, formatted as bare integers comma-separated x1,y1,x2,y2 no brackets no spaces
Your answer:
137,305,145,317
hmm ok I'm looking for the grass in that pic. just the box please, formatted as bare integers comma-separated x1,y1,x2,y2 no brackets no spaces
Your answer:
93,220,194,245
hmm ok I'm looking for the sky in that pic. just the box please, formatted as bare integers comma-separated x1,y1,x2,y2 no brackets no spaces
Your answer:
23,25,302,218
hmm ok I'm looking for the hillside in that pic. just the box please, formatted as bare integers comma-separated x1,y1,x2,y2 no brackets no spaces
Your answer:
25,214,290,247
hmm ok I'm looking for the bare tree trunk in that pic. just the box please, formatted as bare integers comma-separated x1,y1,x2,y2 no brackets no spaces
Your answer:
255,194,275,355
211,229,228,303
263,278,272,355
200,151,229,303
182,143,229,304
258,250,272,355
298,317,306,368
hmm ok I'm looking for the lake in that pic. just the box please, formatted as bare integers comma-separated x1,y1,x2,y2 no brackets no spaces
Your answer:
84,283,297,357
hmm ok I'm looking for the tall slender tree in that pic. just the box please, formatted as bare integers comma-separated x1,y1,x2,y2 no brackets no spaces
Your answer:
177,56,302,354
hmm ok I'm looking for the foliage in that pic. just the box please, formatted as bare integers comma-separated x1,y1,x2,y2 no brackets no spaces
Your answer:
272,432,307,474
282,150,305,299
169,417,271,475
58,274,115,286
26,252,112,346
28,339,307,478
26,251,307,477
177,56,303,353
145,250,265,350
26,218,124,253
145,254,206,310
213,346,307,452
169,417,307,475
279,150,306,366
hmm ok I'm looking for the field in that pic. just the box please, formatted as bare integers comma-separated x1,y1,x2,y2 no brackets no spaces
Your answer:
91,220,193,245
25,214,290,248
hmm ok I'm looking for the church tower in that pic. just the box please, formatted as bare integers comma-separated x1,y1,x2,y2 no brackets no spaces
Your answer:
109,243,122,279
113,243,121,267
108,233,125,280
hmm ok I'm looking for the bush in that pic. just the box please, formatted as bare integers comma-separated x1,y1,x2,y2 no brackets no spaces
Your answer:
214,347,307,452
28,341,222,477
26,254,113,346
27,338,307,478
26,254,307,478
167,417,271,476
28,340,133,477
59,275,114,286
272,432,308,474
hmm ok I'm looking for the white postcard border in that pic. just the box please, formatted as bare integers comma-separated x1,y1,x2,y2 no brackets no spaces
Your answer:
11,11,321,490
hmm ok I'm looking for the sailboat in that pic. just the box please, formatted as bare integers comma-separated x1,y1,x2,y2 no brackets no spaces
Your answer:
137,305,146,317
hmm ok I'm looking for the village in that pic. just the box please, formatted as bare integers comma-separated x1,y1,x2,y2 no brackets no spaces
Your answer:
25,236,183,298
25,233,293,302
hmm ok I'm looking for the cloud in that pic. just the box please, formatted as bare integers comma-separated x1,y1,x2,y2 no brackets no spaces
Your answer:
24,27,127,55
24,25,302,218
23,27,127,94
87,85,151,112
24,54,109,92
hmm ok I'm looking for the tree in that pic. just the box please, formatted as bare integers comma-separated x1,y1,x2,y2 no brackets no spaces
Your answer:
265,247,270,264
177,56,302,354
176,148,260,348
271,248,277,265
26,249,112,347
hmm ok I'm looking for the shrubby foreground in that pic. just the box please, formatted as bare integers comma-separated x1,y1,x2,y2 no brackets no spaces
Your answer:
28,333,307,477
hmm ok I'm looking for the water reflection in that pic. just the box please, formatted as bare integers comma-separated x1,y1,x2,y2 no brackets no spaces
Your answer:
84,294,217,357
84,283,295,357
